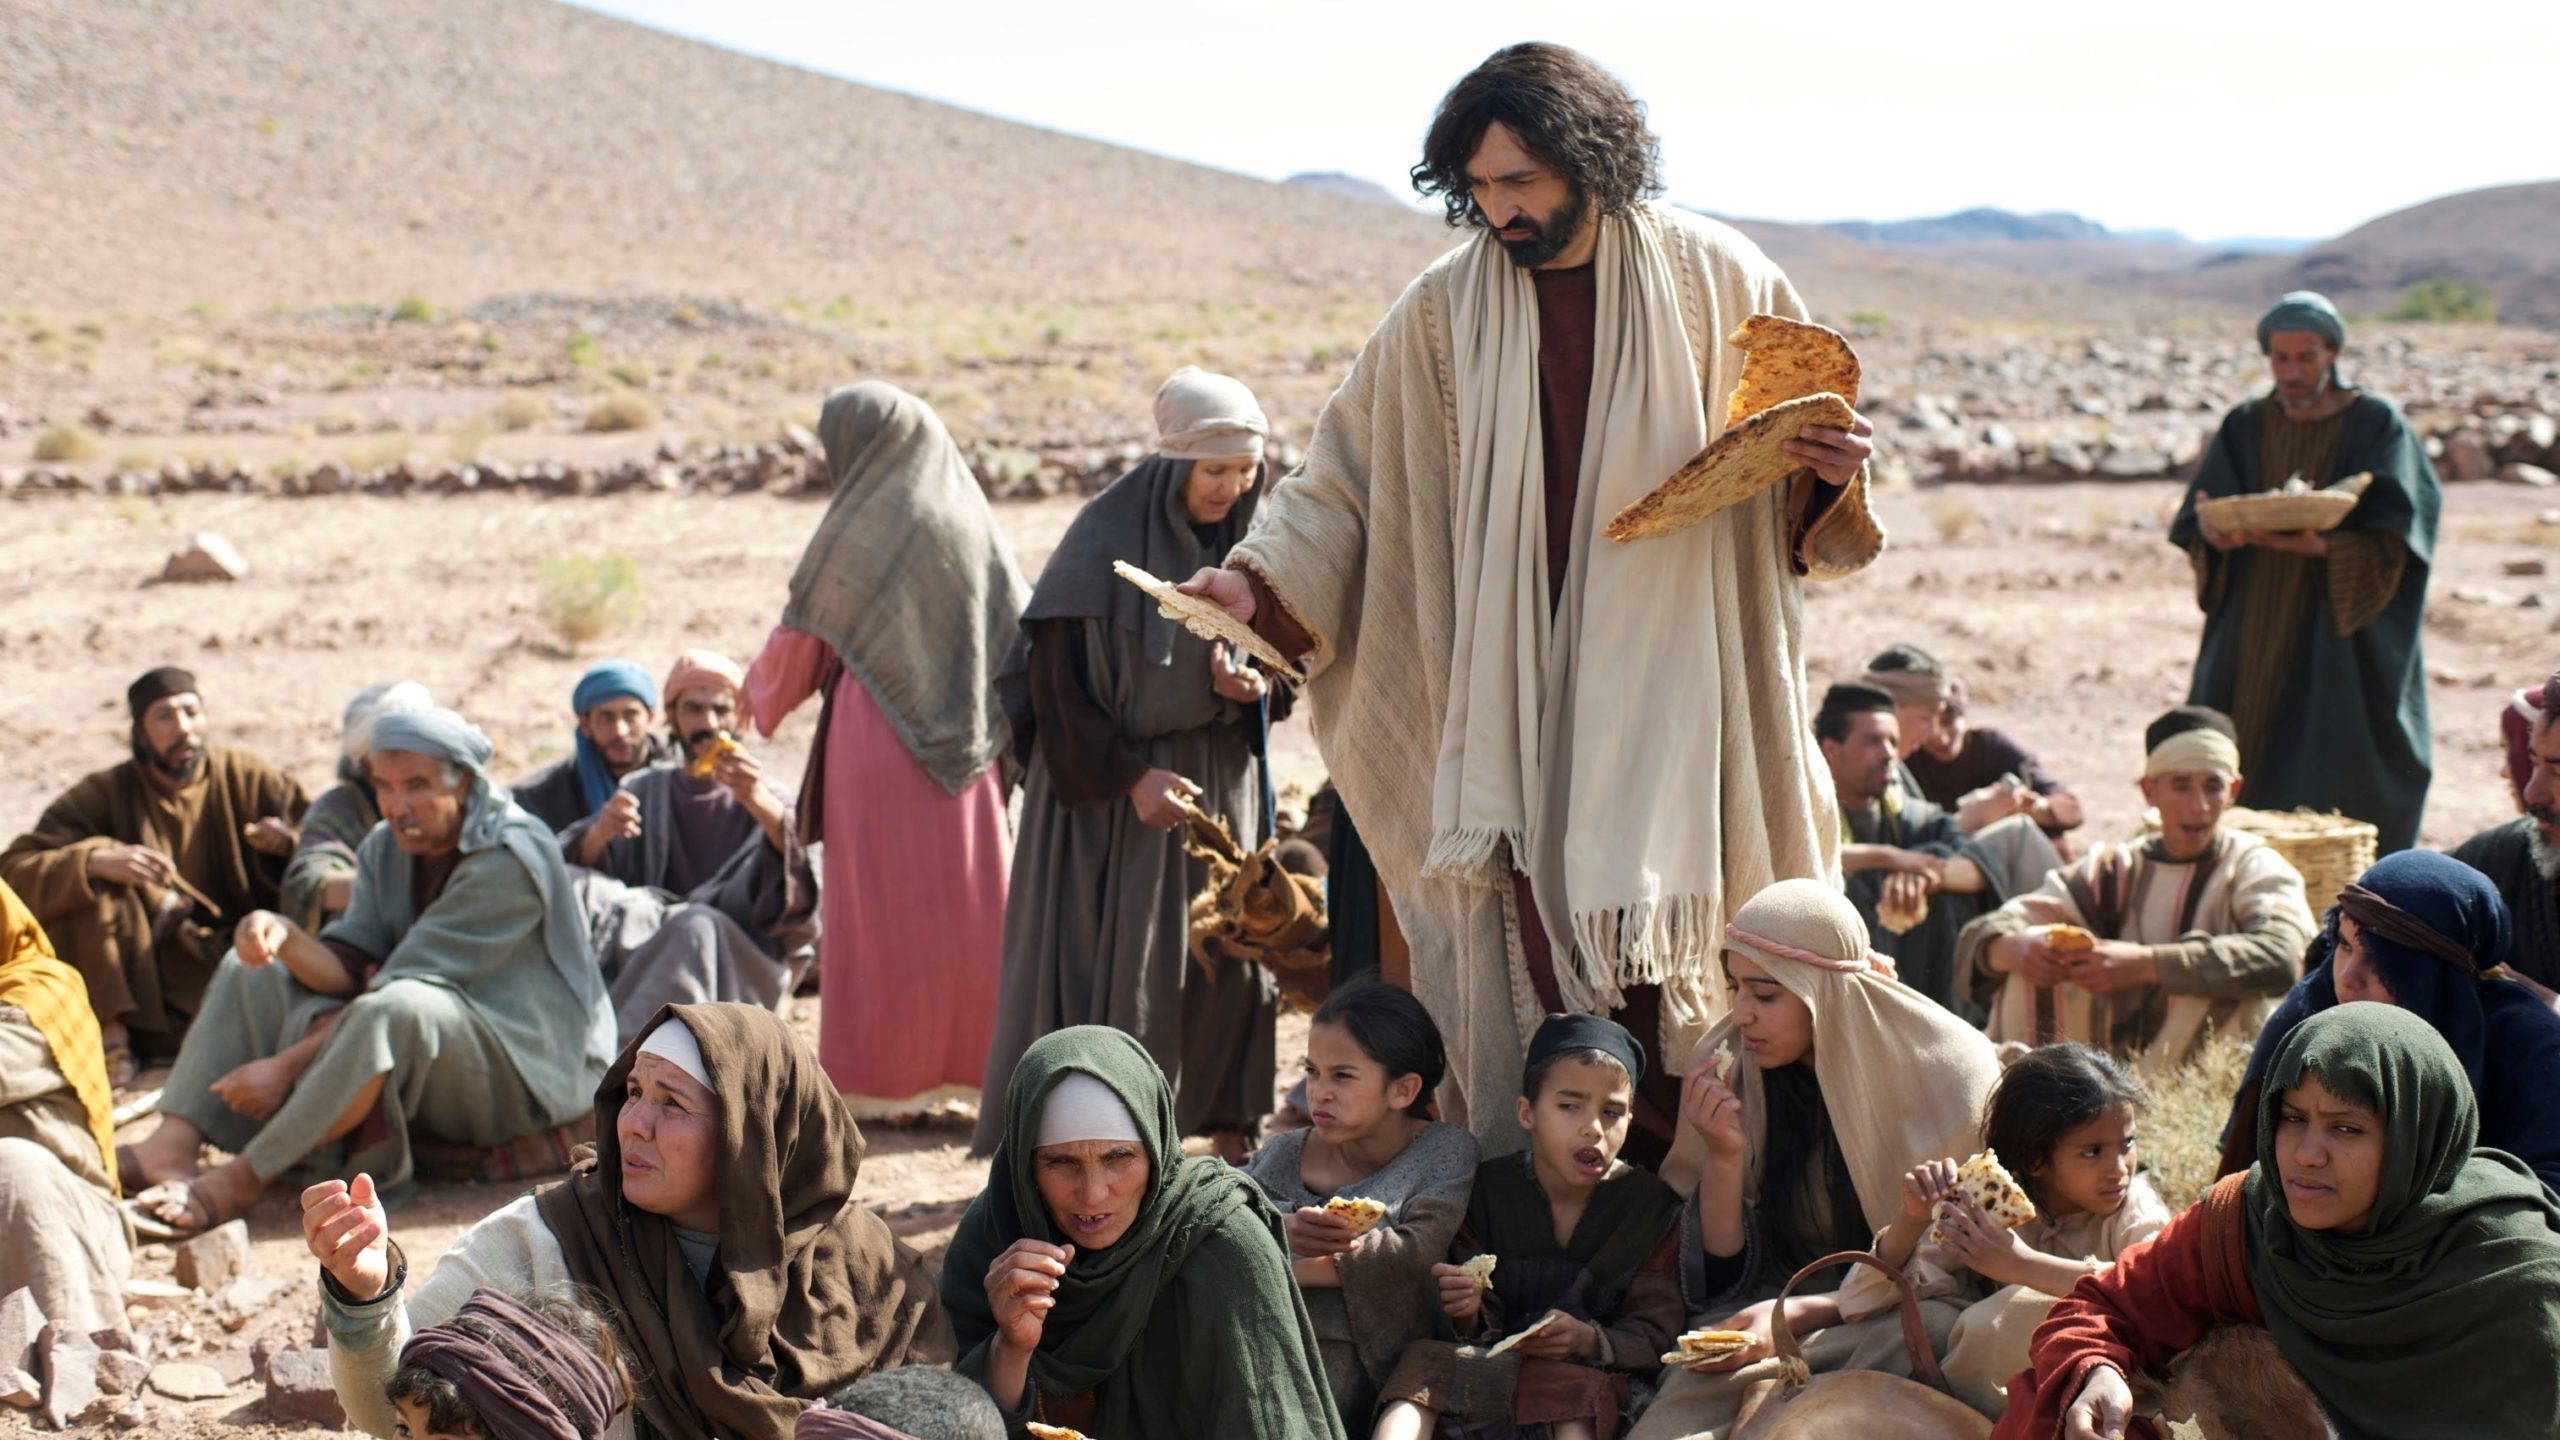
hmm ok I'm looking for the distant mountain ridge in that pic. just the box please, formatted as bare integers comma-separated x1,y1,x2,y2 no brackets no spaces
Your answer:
1283,171,1412,210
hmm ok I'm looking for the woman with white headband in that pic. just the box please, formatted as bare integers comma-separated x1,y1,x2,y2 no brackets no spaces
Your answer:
302,1003,953,1439
941,1025,1342,1438
980,368,1290,1162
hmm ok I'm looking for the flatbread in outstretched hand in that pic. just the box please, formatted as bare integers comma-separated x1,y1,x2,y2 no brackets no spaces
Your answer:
1605,392,1858,544
1322,1195,1389,1235
1110,561,1303,680
1722,313,1861,428
1458,1254,1498,1290
1927,1150,2038,1246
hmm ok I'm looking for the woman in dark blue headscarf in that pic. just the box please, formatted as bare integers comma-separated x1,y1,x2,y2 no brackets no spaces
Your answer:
2219,849,2560,1191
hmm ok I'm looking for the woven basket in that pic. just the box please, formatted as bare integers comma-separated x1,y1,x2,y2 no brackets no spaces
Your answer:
2195,472,2371,535
2136,805,2377,912
2225,807,2377,913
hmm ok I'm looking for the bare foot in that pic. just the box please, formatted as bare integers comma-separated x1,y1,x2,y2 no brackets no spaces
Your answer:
122,1119,206,1191
210,1055,296,1121
134,1157,265,1235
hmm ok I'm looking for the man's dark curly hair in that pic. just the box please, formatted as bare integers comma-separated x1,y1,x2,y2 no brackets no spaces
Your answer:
1410,43,1664,229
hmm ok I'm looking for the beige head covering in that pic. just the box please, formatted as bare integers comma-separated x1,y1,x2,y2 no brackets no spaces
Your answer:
2144,726,2242,781
1152,367,1266,461
1663,878,2001,1230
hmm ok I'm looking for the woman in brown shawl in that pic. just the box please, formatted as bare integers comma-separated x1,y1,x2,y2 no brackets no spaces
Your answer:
745,383,1028,1116
306,1003,953,1440
976,367,1288,1160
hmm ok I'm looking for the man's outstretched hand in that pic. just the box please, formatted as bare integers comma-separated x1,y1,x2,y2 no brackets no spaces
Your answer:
1177,568,1256,623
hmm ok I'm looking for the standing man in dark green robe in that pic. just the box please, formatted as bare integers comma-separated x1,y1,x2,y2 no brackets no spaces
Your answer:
2169,291,2440,853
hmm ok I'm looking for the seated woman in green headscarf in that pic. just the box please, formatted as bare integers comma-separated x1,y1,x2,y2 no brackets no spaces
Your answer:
1993,1004,2560,1440
941,1025,1345,1439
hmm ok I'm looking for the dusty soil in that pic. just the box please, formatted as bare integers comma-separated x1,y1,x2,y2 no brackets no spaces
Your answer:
0,474,2548,1436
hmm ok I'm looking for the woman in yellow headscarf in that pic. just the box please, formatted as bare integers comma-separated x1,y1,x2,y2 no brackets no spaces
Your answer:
0,878,130,1331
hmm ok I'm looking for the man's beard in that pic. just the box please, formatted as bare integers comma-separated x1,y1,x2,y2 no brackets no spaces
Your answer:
136,731,205,783
1491,187,1590,269
682,726,726,758
2527,807,2560,883
2276,370,2333,415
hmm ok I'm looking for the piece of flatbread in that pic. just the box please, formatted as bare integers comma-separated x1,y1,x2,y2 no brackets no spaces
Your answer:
1110,560,1303,679
1323,1195,1388,1235
1485,1311,1558,1357
1709,1042,1737,1083
1458,1254,1498,1290
1927,1150,2038,1245
1722,314,1862,429
1659,1327,1754,1368
1025,1426,1093,1440
2046,924,2096,954
1605,392,1858,544
686,733,740,780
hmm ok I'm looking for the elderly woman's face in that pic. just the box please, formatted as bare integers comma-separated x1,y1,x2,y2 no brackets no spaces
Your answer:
2331,916,2399,1006
1181,455,1258,526
619,1053,721,1230
1033,1138,1150,1252
2273,1072,2383,1234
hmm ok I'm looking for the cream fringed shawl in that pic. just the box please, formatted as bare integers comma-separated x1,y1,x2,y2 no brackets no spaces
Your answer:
1228,206,1881,1136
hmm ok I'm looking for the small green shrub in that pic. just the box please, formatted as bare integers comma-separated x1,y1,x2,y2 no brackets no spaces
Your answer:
492,392,550,432
583,391,659,433
565,333,602,369
33,422,102,461
2383,278,2497,324
392,293,437,323
538,551,646,648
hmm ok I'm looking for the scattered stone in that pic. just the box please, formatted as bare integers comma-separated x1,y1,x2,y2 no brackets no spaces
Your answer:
147,1362,229,1402
2500,463,2558,488
2440,432,2494,482
263,1348,344,1426
122,1280,190,1310
250,1334,286,1384
113,1401,152,1430
208,1349,255,1386
173,1219,251,1292
2509,557,2550,577
1,1369,38,1409
159,533,251,584
40,1322,100,1429
214,1274,287,1327
94,1349,150,1396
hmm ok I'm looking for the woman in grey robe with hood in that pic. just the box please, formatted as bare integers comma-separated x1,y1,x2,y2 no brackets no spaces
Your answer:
977,369,1289,1159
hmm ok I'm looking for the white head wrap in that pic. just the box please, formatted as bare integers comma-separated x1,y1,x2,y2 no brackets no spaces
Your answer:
637,1017,712,1090
2144,727,2242,781
1036,1072,1143,1148
1152,367,1266,461
342,680,436,762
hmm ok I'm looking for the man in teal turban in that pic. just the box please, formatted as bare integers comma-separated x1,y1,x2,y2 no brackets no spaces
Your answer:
2168,290,2440,852
510,659,674,834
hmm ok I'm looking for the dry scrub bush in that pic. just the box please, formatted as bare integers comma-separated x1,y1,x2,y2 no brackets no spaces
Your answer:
584,391,659,433
539,551,646,649
2141,1030,2252,1211
34,422,103,461
393,293,438,323
493,392,551,431
1931,501,1981,542
340,434,413,472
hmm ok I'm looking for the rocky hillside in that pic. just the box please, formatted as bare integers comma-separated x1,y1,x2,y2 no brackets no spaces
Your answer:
0,0,1451,314
2193,181,2560,328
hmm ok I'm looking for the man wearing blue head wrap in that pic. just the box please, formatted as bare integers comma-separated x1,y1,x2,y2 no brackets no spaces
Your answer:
510,660,672,835
122,707,614,1234
2168,290,2441,853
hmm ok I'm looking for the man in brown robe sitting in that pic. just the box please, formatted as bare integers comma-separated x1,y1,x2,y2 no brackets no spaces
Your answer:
0,668,307,1082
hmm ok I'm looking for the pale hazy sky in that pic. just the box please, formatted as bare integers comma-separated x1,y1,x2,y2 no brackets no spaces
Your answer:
570,0,2556,243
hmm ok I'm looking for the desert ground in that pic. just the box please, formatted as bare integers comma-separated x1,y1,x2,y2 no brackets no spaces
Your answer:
0,456,2550,1433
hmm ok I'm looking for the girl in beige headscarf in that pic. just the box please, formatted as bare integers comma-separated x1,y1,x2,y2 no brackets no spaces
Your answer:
1627,879,1999,1440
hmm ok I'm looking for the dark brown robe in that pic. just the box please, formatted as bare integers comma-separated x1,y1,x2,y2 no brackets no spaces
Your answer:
0,747,307,1043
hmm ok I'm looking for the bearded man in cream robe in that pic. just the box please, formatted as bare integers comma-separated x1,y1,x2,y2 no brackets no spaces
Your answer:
1183,43,1881,1156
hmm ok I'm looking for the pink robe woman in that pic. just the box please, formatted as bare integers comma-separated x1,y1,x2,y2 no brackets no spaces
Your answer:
748,625,1011,1113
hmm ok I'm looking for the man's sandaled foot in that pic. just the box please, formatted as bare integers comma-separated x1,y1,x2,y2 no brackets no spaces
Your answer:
125,1162,260,1240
